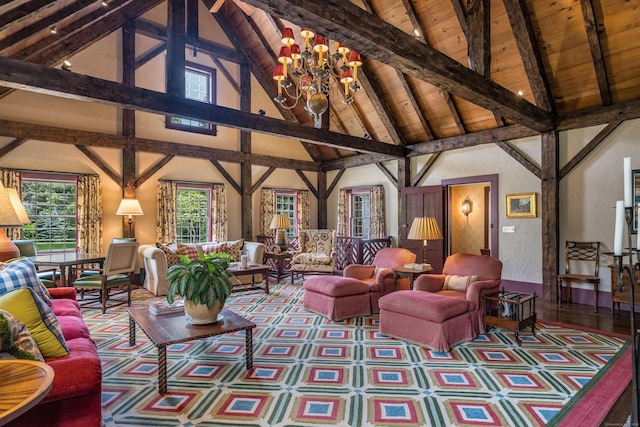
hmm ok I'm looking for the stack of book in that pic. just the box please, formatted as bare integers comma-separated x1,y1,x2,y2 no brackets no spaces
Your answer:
150,300,184,315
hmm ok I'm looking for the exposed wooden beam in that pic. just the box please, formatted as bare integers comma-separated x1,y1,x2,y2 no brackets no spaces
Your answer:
358,60,407,146
376,163,398,189
0,119,321,171
557,98,640,130
136,42,167,69
559,120,622,180
0,138,27,158
210,159,241,194
251,167,276,194
322,153,398,171
450,0,468,38
411,152,441,187
0,0,52,30
326,168,346,196
467,0,490,76
541,131,559,303
409,125,538,155
166,0,186,98
0,57,406,157
14,0,159,63
240,0,553,132
0,0,97,53
296,170,319,199
494,140,541,178
579,0,612,106
502,0,554,112
75,145,121,185
135,155,175,188
135,18,244,63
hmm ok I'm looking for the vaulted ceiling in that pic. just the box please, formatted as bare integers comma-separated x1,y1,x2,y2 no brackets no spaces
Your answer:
0,0,639,169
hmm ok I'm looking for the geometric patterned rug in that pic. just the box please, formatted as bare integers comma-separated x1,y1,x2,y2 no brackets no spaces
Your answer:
83,282,629,426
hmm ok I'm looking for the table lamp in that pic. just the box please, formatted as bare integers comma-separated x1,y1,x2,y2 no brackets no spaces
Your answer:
270,214,291,250
0,183,30,261
116,198,144,238
407,216,443,265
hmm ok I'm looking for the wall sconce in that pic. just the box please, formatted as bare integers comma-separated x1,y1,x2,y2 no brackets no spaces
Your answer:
61,59,72,71
461,198,473,217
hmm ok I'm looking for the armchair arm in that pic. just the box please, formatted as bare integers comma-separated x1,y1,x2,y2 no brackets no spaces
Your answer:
344,264,375,280
375,267,394,283
414,274,446,293
48,287,77,300
465,279,501,304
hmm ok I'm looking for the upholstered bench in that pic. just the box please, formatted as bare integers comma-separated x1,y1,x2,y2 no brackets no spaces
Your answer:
378,290,475,352
303,276,372,321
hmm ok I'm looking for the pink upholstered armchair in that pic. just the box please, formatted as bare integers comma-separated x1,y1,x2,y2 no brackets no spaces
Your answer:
413,252,502,335
343,248,417,313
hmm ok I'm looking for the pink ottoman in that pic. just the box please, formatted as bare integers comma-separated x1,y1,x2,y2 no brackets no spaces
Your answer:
378,290,474,352
303,276,372,321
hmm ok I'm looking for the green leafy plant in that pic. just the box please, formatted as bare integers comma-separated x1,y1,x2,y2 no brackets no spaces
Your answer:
166,252,235,309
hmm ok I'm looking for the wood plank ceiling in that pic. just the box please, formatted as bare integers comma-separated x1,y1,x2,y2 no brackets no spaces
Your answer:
0,0,639,167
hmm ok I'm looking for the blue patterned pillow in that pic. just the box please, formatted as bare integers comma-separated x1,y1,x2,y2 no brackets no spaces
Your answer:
0,258,52,306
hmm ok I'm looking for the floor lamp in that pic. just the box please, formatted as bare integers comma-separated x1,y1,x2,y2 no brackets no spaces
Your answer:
407,217,443,265
116,198,144,238
0,182,29,262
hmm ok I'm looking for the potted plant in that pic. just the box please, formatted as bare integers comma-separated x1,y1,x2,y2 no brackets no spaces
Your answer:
166,251,235,324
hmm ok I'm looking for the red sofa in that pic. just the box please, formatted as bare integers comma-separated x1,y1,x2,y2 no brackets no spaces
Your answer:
8,287,102,427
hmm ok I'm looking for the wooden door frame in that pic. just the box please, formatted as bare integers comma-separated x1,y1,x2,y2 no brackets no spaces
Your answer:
442,174,499,257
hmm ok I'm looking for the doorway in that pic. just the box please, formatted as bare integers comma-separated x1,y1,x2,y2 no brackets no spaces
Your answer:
443,174,498,258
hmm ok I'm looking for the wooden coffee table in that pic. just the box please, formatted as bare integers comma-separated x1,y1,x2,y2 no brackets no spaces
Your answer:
127,305,256,394
227,262,270,294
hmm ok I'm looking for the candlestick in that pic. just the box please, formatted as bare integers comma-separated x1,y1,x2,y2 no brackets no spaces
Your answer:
614,200,625,255
624,157,632,207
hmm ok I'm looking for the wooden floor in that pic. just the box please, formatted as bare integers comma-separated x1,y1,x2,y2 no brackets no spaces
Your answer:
536,298,632,426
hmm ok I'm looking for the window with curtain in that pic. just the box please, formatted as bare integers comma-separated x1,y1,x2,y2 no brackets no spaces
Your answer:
260,188,309,237
21,172,78,253
275,191,297,237
159,180,226,243
166,62,217,136
338,185,385,239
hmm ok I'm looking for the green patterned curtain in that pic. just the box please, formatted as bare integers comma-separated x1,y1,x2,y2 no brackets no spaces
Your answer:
297,190,310,233
0,168,21,240
260,189,276,236
211,183,227,241
370,185,385,239
157,180,177,243
77,174,103,254
336,188,348,237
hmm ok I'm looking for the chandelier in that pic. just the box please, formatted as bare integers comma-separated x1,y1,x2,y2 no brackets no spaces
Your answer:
273,27,363,128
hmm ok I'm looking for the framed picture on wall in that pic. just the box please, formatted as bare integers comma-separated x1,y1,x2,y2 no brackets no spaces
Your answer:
505,193,537,218
633,170,640,233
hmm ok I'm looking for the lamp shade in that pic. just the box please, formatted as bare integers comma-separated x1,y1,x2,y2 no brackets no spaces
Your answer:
116,199,144,217
407,217,443,241
6,188,30,224
269,214,291,230
0,181,22,227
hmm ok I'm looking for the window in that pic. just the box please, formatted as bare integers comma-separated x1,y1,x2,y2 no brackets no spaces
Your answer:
21,172,77,253
176,185,210,243
350,189,370,238
166,62,217,136
275,191,297,237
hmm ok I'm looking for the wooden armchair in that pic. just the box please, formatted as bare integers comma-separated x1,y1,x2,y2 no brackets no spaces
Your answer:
557,241,601,312
290,229,337,282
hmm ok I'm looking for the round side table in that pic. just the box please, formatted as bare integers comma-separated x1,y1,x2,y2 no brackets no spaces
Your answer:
0,359,54,426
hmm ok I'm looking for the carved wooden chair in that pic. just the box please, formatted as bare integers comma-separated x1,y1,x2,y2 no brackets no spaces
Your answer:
557,241,601,312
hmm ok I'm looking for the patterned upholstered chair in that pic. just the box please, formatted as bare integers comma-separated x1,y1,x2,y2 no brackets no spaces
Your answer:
290,229,337,282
